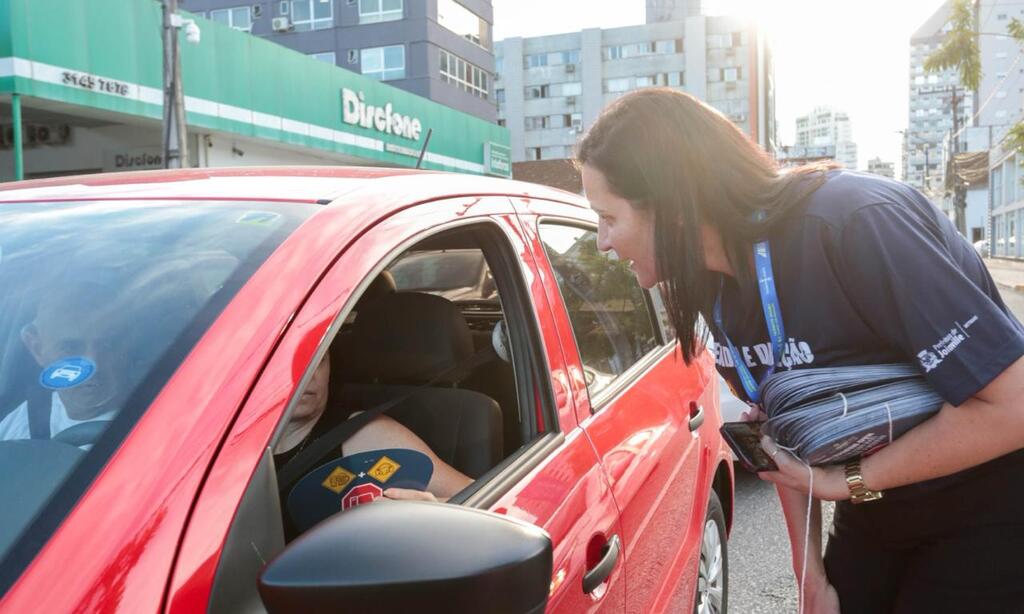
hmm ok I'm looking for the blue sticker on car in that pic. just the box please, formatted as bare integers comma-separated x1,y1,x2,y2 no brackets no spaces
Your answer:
40,357,96,390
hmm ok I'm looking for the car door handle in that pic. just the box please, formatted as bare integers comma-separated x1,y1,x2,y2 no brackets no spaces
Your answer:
582,534,621,594
688,402,705,432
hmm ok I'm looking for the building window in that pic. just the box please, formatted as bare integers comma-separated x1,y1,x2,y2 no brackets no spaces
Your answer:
707,33,742,48
359,0,403,24
558,81,582,96
525,116,549,130
604,39,682,60
495,88,505,103
210,5,252,31
654,39,682,53
495,56,503,75
604,77,631,93
525,53,547,68
438,0,492,49
291,0,332,31
525,84,550,99
440,49,490,98
311,51,336,64
722,67,741,82
545,112,582,130
361,45,405,81
635,72,684,88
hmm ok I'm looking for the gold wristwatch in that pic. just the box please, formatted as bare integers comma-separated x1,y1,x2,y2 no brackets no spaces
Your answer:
843,459,883,504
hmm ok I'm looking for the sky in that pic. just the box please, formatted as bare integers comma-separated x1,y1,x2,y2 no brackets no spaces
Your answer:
492,0,950,171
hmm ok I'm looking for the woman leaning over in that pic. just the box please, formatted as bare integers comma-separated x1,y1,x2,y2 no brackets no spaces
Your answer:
575,87,1024,614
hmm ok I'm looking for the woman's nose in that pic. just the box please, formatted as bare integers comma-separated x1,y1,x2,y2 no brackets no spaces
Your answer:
596,227,612,253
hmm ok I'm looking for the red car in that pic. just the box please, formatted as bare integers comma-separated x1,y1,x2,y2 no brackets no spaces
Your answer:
0,167,733,614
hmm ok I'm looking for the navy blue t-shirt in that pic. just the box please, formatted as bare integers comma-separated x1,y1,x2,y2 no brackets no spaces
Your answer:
712,170,1024,492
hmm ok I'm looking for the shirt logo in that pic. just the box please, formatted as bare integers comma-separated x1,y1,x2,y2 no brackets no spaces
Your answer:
916,317,977,373
712,338,816,369
916,350,942,372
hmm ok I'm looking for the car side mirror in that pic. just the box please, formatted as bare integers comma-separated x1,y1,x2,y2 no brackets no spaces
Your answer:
258,500,552,614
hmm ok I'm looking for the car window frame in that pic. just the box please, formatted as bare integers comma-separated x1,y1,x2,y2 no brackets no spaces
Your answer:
203,208,564,612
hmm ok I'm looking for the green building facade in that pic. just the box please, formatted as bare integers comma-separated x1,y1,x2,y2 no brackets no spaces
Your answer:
0,0,510,180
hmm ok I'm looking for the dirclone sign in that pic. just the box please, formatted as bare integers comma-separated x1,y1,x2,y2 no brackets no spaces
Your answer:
341,88,422,141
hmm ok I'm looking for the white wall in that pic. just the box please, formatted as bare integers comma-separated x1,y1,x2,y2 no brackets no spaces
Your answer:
200,133,347,168
0,117,379,183
0,123,179,181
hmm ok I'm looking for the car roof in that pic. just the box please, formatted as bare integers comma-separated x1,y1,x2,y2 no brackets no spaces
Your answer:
0,166,589,209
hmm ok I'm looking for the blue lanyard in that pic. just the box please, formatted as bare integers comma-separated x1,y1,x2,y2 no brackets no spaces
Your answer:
712,239,787,404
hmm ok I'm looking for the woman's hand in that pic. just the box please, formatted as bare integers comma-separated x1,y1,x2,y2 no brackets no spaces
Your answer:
739,404,767,423
801,573,842,614
382,488,441,502
757,436,850,501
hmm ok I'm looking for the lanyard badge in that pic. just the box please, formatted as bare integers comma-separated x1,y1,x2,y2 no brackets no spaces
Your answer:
713,239,787,404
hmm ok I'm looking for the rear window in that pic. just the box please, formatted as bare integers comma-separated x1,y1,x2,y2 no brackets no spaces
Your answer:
0,199,316,573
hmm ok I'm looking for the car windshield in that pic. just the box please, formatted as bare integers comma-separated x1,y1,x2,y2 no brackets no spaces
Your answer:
0,199,316,568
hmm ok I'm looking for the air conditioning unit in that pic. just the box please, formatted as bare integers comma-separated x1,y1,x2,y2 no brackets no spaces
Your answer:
271,16,291,31
565,63,576,73
566,96,577,105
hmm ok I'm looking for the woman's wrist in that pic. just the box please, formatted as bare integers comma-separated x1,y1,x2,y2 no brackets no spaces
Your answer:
817,465,852,501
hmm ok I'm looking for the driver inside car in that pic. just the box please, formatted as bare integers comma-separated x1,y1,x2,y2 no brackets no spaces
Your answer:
0,281,129,445
274,351,472,520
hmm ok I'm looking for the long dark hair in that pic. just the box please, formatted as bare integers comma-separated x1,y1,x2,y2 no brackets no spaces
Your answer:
576,88,832,362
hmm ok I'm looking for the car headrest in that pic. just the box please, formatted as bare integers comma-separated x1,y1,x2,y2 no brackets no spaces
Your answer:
361,270,397,306
346,292,473,384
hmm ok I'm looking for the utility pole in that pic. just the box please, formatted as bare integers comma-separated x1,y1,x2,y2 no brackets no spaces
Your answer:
949,87,967,235
923,146,930,193
162,0,189,169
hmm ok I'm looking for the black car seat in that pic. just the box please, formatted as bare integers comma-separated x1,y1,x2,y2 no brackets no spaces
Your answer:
333,291,502,478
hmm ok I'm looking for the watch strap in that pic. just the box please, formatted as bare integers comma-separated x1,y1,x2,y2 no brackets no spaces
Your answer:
844,458,883,504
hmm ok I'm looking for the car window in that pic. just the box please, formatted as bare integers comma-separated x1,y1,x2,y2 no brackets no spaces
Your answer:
0,199,316,566
272,224,548,532
537,223,659,399
387,249,496,302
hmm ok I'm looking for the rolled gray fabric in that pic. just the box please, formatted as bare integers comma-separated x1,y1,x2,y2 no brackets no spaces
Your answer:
760,364,944,465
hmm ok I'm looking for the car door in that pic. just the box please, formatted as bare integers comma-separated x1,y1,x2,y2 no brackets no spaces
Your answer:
164,195,625,613
518,199,715,614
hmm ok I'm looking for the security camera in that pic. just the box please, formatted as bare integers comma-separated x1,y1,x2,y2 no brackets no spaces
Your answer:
185,21,201,44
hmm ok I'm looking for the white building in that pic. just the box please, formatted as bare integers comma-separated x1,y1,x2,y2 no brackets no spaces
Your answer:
977,1,1024,143
645,0,703,22
906,2,974,194
867,157,895,178
494,15,775,162
794,106,857,170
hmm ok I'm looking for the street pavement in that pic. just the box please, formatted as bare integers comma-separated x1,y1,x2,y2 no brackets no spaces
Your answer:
726,257,1024,613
